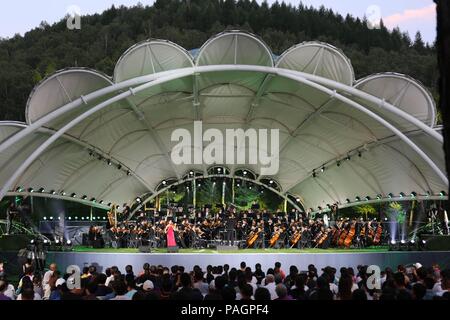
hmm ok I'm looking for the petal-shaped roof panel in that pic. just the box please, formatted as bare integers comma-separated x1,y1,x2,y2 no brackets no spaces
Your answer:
114,40,194,82
26,68,112,124
276,42,355,86
355,73,436,127
196,31,274,67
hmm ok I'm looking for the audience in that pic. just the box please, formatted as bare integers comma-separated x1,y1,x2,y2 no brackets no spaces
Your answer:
1,258,449,301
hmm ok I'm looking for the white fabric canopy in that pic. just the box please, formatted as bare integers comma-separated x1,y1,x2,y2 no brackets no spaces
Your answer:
0,31,446,212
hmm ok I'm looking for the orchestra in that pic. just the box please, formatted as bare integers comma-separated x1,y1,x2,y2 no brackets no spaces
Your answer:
85,205,388,250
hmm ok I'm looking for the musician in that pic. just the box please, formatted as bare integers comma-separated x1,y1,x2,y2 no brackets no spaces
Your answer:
5,202,18,235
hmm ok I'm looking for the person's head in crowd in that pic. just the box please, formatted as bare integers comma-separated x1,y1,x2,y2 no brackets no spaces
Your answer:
352,289,367,300
194,271,203,283
254,287,271,300
214,276,227,291
85,281,98,296
180,273,192,288
240,262,246,270
255,263,262,271
125,265,133,276
21,288,35,301
96,273,107,286
223,264,229,273
228,269,237,283
289,265,299,276
244,268,253,283
221,286,236,301
88,265,97,275
412,283,426,300
393,272,406,289
178,266,185,274
112,280,127,296
82,267,89,276
275,284,288,299
265,274,275,284
105,268,111,278
142,280,154,292
240,284,253,300
206,265,212,274
24,265,34,277
266,268,274,276
49,263,57,272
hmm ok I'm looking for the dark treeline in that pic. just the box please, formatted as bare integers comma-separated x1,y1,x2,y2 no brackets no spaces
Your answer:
0,0,438,121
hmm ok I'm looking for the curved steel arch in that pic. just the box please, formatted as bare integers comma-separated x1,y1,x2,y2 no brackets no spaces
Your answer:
0,65,446,206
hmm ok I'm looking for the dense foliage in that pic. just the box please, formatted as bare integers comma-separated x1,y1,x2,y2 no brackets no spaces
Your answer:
0,0,438,121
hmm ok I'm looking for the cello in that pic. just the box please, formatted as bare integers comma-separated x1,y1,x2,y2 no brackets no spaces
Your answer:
373,222,383,245
344,221,356,248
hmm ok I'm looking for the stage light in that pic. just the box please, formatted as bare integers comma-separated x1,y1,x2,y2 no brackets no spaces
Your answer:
312,170,317,178
82,195,87,200
197,184,201,187
97,216,101,220
377,194,382,200
92,217,96,220
28,188,34,193
217,168,222,173
422,240,426,245
50,190,56,195
43,217,47,220
358,151,362,158
90,198,96,203
136,197,142,203
346,198,351,203
364,196,370,201
260,190,264,194
75,216,78,220
213,182,216,186
107,203,111,207
49,217,54,220
61,191,66,196
89,150,94,157
127,170,131,176
243,170,247,175
249,186,252,190
39,188,45,193
107,159,112,166
400,240,406,244
58,217,61,220
410,239,415,244
384,217,388,221
30,240,35,244
337,161,341,167
117,164,122,170
81,217,85,220
68,217,72,220
391,240,396,245
296,198,301,203
43,239,49,245
269,180,274,184
399,192,405,198
162,180,167,185
411,192,417,198
388,193,393,198
320,166,325,172
346,155,351,161
15,186,23,192
55,239,60,245
189,171,194,176
355,196,361,202
440,191,446,197
66,240,72,246
71,193,77,198
99,200,104,204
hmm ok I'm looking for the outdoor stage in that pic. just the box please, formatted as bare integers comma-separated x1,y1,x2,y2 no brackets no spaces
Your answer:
46,247,450,273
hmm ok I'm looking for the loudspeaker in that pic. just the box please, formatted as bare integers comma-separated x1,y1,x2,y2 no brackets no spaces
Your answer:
167,246,179,253
138,245,151,253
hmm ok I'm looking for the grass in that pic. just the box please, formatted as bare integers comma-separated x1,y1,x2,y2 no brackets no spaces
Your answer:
69,246,389,254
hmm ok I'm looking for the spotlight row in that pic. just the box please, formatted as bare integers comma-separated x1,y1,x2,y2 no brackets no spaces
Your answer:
312,191,447,212
312,150,364,178
88,149,132,176
42,216,106,221
388,239,427,251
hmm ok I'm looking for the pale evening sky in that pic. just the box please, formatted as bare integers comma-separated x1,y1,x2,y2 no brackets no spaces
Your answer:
0,0,437,44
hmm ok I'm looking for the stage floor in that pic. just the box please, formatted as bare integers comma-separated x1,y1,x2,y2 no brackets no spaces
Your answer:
46,247,450,274
70,245,389,254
